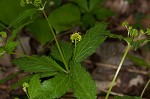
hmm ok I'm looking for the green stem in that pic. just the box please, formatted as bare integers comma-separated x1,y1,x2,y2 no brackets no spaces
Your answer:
140,78,150,97
41,9,69,72
25,91,30,99
105,44,131,99
74,39,76,59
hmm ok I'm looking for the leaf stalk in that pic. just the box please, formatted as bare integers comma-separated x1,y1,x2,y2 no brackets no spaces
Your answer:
73,39,77,59
105,44,131,99
140,78,150,97
41,9,69,73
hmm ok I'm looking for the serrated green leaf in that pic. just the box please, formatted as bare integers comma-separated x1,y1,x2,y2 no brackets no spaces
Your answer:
114,95,142,99
9,8,37,28
28,18,53,44
41,73,71,98
70,61,96,99
12,55,66,73
28,75,41,99
10,75,32,91
51,41,73,64
48,3,80,33
74,23,108,62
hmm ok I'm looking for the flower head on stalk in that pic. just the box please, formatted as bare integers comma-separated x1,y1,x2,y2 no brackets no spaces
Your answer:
70,32,82,43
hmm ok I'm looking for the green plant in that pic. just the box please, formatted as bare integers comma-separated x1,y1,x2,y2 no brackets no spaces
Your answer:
0,0,110,99
0,0,150,99
105,22,150,99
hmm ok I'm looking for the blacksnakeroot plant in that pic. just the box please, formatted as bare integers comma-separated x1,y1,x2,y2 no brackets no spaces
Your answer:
3,0,109,99
105,21,150,99
0,0,150,99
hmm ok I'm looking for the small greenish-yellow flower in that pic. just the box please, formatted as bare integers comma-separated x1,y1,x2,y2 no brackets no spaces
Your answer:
20,0,26,6
34,0,42,7
23,82,29,92
122,21,128,27
70,32,82,43
129,28,138,37
128,26,138,37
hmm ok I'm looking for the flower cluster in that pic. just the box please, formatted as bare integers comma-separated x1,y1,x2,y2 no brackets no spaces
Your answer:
20,0,45,10
70,32,82,43
122,21,150,37
23,82,29,93
122,21,150,50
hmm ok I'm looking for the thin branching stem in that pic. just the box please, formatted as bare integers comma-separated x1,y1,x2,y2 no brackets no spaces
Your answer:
41,9,69,73
140,78,150,97
105,43,131,99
